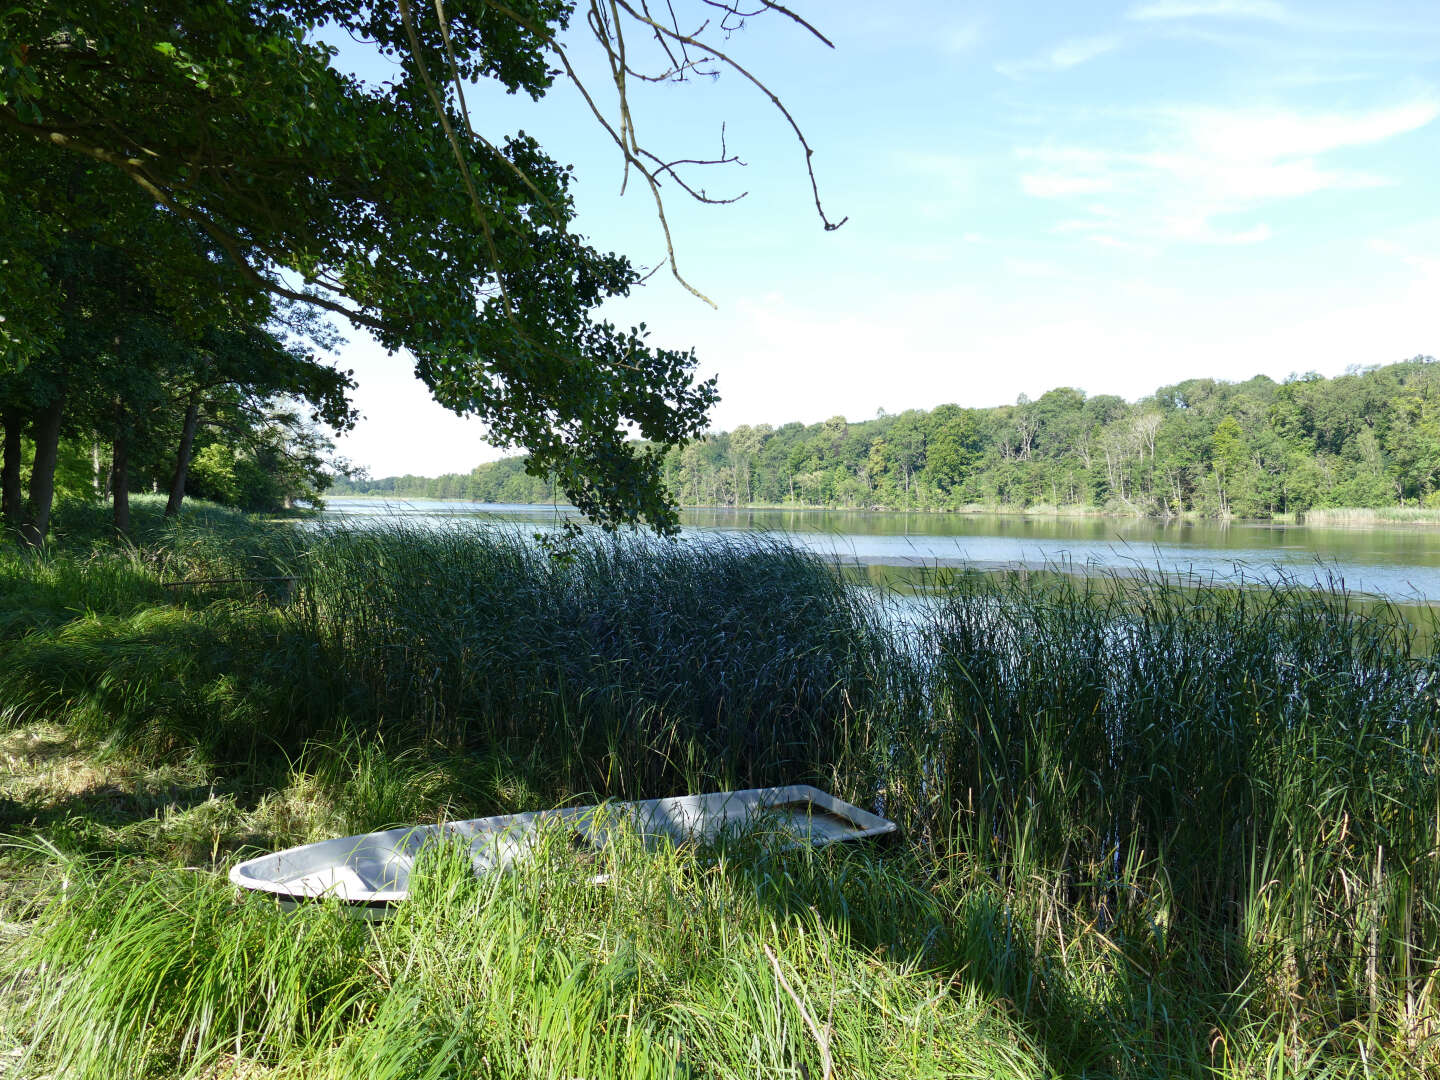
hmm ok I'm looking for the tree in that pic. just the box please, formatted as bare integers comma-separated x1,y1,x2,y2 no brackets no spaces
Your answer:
0,135,357,539
728,424,768,506
160,312,356,517
188,405,340,512
0,137,281,539
1210,415,1247,515
2,1,842,533
925,405,981,494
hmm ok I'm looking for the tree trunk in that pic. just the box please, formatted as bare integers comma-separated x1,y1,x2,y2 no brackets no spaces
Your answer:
165,395,200,516
1,408,23,528
112,427,131,535
21,394,64,546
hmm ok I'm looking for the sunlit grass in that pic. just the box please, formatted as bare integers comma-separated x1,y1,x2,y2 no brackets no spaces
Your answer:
7,826,1046,1080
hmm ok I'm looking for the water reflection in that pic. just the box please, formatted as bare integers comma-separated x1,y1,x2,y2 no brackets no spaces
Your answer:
321,498,1440,604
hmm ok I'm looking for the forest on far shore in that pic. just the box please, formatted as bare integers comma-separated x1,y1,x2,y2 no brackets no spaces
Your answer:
336,356,1440,518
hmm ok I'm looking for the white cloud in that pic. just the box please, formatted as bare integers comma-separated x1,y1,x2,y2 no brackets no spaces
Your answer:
1017,99,1436,246
1053,219,1157,252
1369,236,1440,282
1174,101,1439,159
1137,151,1388,199
1017,146,1133,199
1128,0,1288,21
998,35,1119,77
1021,172,1117,197
1090,233,1153,251
1017,147,1125,196
1128,2,1440,35
1163,218,1273,245
1270,69,1378,89
1003,257,1070,279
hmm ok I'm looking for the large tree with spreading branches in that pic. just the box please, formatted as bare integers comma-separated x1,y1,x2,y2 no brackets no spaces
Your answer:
1,0,840,533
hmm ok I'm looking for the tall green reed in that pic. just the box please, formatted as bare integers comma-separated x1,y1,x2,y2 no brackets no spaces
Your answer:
298,521,881,798
905,567,1440,1054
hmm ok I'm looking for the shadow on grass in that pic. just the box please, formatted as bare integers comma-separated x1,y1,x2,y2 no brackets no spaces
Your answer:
710,835,1251,1080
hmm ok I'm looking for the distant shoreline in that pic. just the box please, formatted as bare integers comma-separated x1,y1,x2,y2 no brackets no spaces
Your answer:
324,494,1440,527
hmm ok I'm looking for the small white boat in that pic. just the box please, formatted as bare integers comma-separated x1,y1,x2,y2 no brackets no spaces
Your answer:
229,785,895,911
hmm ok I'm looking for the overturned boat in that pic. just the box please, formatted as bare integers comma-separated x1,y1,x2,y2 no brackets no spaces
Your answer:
229,784,896,911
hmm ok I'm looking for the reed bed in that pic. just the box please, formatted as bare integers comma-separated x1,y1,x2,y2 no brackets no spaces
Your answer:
1295,506,1440,525
903,569,1440,1067
2,505,1438,1077
297,520,880,798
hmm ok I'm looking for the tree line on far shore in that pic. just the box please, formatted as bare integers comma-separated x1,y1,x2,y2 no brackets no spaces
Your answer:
336,356,1440,517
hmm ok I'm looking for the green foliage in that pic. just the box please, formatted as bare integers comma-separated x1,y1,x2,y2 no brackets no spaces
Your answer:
2,0,722,532
344,357,1440,519
0,132,359,536
188,443,242,506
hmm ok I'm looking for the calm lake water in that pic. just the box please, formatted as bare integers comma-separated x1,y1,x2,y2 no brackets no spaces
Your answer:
322,498,1440,604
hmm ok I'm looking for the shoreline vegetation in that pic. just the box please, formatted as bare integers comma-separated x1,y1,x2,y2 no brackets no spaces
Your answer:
333,357,1440,523
2,497,1439,1078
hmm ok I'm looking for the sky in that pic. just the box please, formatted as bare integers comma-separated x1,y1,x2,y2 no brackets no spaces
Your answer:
323,0,1440,478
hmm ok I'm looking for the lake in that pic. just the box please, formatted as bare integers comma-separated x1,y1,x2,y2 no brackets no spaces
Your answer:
322,498,1440,604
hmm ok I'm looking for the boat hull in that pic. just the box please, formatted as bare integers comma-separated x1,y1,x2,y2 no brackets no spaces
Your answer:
229,785,894,910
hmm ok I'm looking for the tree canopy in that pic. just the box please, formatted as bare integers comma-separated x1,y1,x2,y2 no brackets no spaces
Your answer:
342,358,1440,519
3,1,837,532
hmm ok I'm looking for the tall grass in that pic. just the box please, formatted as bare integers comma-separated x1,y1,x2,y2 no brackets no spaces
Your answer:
295,521,880,798
1296,506,1440,525
3,509,1439,1075
9,832,1042,1080
901,569,1440,1064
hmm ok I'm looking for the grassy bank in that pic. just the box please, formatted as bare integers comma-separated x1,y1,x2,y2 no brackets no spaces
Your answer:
2,499,1438,1077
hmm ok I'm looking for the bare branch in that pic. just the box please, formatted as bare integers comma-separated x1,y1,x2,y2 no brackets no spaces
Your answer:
482,0,844,304
700,0,834,48
610,0,847,231
484,0,719,306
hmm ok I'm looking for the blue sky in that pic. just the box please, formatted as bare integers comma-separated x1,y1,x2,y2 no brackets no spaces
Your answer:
327,1,1440,477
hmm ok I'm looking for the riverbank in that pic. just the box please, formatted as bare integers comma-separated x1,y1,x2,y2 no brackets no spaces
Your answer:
2,500,1438,1077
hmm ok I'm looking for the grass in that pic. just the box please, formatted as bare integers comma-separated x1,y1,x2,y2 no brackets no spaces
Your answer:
1,496,1438,1077
7,826,1050,1080
1287,506,1440,525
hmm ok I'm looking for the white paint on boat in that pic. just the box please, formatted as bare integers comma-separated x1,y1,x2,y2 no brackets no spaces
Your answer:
229,785,894,907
